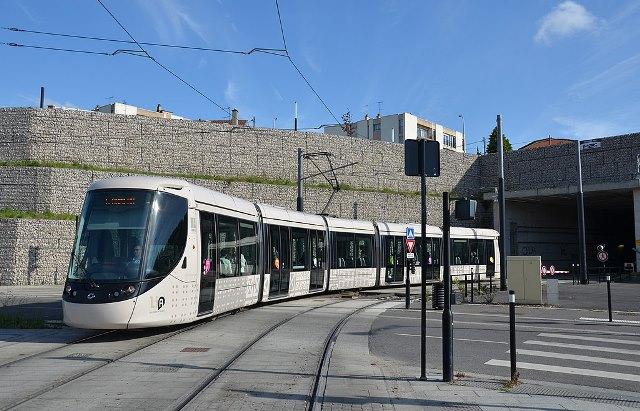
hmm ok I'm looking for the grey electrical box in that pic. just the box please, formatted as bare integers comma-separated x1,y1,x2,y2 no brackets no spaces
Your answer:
405,139,440,177
454,199,477,220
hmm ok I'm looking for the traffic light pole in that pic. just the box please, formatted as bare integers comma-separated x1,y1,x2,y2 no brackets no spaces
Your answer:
442,192,453,382
420,162,428,381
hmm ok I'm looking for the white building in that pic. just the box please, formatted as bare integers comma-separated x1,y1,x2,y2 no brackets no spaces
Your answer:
95,102,186,120
324,112,465,153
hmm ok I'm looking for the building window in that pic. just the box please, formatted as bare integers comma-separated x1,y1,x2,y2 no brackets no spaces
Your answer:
444,133,457,148
373,123,381,132
417,125,432,139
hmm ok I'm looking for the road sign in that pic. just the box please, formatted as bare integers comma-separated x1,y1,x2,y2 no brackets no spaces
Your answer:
597,251,608,263
406,226,415,240
407,252,415,260
406,239,415,254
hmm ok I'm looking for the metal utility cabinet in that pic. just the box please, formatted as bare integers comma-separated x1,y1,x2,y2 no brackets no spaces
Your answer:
506,256,542,304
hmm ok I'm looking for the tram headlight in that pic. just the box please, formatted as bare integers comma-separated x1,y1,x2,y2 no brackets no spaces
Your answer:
124,285,136,295
65,285,72,295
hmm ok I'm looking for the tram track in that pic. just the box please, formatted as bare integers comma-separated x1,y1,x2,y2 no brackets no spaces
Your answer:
172,297,387,411
2,317,214,411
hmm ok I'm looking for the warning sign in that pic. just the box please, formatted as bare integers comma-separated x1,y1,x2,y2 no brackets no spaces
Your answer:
406,239,415,254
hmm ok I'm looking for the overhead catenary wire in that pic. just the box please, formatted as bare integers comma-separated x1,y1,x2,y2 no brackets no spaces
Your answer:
95,0,230,115
3,27,288,57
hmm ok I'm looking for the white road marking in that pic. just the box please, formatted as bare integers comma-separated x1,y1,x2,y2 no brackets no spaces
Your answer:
394,333,508,345
524,340,640,355
377,315,640,337
538,332,640,346
515,349,640,368
484,359,640,382
580,317,640,325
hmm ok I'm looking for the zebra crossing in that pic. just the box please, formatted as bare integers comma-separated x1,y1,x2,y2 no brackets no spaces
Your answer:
484,330,640,384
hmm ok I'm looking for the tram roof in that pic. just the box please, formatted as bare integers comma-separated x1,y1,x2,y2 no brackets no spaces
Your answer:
376,222,442,237
449,227,499,239
325,217,375,234
256,203,326,229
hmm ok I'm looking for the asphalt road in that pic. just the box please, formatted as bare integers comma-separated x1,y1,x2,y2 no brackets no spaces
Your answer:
370,302,640,393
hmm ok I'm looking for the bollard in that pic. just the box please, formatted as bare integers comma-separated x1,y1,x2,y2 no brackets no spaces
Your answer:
606,275,612,322
489,274,493,294
509,290,517,382
572,264,576,285
470,268,474,303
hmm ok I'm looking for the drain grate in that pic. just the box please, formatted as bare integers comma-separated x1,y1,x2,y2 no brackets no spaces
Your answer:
141,365,181,373
66,353,91,359
180,347,210,352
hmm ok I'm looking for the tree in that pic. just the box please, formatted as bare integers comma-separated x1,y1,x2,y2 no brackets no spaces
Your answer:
486,126,513,154
341,111,356,137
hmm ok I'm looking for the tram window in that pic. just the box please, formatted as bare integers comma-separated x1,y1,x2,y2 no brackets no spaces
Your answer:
414,237,422,266
336,233,355,268
239,220,256,276
451,239,469,265
217,216,238,277
311,231,319,269
385,236,395,267
469,239,484,265
432,238,441,268
144,193,188,279
356,235,373,268
291,228,308,271
200,212,216,277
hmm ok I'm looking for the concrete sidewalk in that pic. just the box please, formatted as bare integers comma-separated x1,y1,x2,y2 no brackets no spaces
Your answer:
323,301,640,410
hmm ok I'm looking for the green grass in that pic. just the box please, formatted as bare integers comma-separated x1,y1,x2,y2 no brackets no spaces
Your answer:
0,208,76,221
0,313,45,329
0,160,447,197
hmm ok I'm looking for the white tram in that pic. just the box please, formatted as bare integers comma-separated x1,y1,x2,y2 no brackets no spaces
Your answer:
63,176,500,329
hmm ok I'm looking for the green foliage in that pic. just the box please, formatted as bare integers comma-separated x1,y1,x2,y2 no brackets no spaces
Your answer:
0,208,76,221
486,126,513,154
0,160,438,198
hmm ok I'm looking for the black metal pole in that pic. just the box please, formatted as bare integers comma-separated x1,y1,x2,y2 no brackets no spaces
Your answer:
490,274,493,294
576,140,588,284
405,261,411,309
420,142,428,381
464,274,468,300
442,192,453,382
39,86,45,109
470,268,474,303
509,290,517,381
497,115,508,291
607,275,612,322
297,148,303,212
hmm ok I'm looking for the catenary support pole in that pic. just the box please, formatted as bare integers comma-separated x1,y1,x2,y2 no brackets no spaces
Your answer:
498,115,507,291
297,148,303,212
294,101,298,131
607,275,612,322
420,140,428,381
470,268,474,303
442,192,453,382
577,140,588,284
509,290,517,381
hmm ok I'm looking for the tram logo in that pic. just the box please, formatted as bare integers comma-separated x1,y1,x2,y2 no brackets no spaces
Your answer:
157,296,165,310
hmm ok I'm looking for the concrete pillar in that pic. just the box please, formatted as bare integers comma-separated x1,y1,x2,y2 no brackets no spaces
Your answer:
634,189,640,271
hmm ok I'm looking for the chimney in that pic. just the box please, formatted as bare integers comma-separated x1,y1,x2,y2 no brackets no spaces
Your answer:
156,104,163,113
365,114,369,121
231,108,239,126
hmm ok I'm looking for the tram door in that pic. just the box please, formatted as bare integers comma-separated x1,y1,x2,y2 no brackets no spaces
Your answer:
198,212,216,315
269,225,291,297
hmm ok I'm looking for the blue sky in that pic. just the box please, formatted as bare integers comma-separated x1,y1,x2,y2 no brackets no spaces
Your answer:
1,0,639,153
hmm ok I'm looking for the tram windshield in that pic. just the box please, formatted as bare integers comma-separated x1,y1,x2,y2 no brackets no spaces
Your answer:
68,189,188,282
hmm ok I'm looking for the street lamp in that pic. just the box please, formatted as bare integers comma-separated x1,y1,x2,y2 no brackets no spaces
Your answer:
458,114,465,153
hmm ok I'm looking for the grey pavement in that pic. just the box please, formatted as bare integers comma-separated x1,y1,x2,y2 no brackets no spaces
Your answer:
0,285,63,322
1,288,640,409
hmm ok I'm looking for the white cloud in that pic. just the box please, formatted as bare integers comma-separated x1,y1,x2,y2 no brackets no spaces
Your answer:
303,51,322,73
535,1,596,44
225,80,238,103
553,116,619,138
17,93,80,109
567,53,640,99
139,0,209,44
